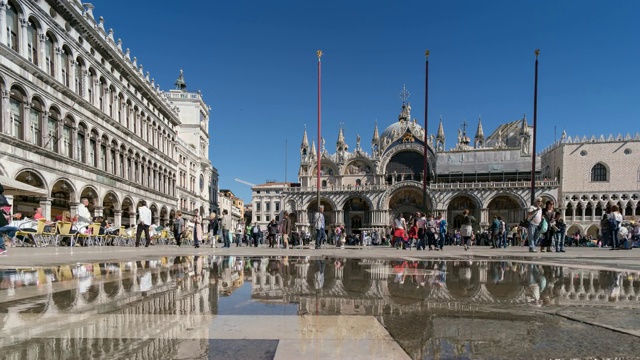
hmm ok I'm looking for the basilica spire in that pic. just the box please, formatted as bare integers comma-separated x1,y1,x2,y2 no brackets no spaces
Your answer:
436,117,445,141
435,116,445,152
336,126,348,152
520,114,528,134
474,116,485,148
372,121,379,143
301,126,309,148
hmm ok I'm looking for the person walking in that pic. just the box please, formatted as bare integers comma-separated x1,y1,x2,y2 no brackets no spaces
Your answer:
220,210,231,248
208,212,218,248
554,212,566,253
392,212,407,250
609,205,623,250
281,211,292,249
313,205,326,249
173,211,184,247
527,197,543,253
541,200,555,252
251,222,261,247
135,201,152,247
234,220,244,247
267,218,278,248
192,209,203,249
437,213,447,251
415,212,426,250
0,186,18,255
460,209,476,251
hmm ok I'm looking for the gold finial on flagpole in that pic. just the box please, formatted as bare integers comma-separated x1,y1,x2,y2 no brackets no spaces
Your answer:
317,50,323,59
535,49,540,59
425,50,430,59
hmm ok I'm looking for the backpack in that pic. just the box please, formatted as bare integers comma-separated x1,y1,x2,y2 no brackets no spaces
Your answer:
608,215,620,231
539,218,548,234
439,219,447,232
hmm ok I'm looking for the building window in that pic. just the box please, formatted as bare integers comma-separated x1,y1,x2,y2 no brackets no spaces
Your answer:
61,49,70,87
29,102,41,146
591,163,607,182
9,97,22,140
256,216,261,222
265,203,270,212
6,3,18,51
46,113,58,151
266,215,270,222
255,202,261,212
62,120,73,158
27,20,38,65
77,126,87,163
275,202,280,212
45,35,55,77
89,138,96,166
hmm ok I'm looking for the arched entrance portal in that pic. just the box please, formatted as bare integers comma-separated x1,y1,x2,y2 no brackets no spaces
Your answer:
103,192,119,224
122,197,134,227
343,197,370,234
13,170,47,218
385,151,425,184
447,195,480,231
389,187,425,221
307,200,335,235
487,196,522,227
51,179,76,220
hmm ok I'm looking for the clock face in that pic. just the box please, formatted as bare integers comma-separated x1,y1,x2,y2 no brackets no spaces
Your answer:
200,175,204,192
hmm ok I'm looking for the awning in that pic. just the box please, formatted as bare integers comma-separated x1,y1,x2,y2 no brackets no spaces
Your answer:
0,175,48,197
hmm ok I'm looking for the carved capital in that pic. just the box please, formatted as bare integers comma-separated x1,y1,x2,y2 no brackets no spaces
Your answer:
19,17,28,28
55,47,63,55
0,2,8,10
1,90,9,99
82,69,88,77
38,33,46,42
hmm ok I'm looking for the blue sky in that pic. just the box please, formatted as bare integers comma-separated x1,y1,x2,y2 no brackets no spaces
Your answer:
93,0,640,202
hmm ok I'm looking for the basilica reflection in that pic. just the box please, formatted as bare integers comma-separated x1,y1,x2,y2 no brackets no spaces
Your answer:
0,257,639,359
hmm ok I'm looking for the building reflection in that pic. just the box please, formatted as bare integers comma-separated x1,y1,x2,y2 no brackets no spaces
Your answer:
0,257,638,359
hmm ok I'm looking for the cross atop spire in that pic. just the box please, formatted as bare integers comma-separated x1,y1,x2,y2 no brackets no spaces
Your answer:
399,84,410,104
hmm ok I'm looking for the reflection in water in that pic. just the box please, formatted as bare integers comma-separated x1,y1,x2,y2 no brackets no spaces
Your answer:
0,257,639,359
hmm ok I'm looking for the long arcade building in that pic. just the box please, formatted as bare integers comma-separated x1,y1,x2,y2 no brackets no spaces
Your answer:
0,0,215,226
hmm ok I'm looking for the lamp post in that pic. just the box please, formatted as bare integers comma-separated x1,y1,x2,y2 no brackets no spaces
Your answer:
423,50,429,213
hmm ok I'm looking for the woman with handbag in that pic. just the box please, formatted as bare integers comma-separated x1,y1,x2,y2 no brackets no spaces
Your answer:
459,209,476,251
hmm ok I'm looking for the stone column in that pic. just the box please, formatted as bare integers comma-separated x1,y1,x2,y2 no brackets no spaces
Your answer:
19,17,28,58
580,204,586,222
38,34,46,72
22,103,31,143
69,60,76,94
94,206,103,218
129,212,136,226
113,209,122,227
81,70,88,101
54,47,63,83
39,198,52,221
113,149,120,176
480,208,490,225
55,117,63,154
104,143,111,172
335,210,344,225
1,90,9,135
70,126,77,160
0,2,7,46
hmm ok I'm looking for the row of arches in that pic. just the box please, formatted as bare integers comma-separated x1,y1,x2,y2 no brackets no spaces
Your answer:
6,168,175,226
2,83,177,195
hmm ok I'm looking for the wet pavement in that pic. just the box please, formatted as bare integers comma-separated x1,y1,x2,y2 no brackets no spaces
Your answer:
0,254,639,359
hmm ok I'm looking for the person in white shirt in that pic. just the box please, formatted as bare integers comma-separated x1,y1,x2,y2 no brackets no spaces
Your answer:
77,198,92,223
526,197,543,253
136,200,152,247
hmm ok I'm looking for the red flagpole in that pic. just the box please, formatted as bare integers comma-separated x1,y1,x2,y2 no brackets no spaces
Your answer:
317,50,322,212
423,50,429,213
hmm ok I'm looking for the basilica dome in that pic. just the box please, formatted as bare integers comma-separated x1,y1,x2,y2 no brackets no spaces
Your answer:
379,103,426,145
